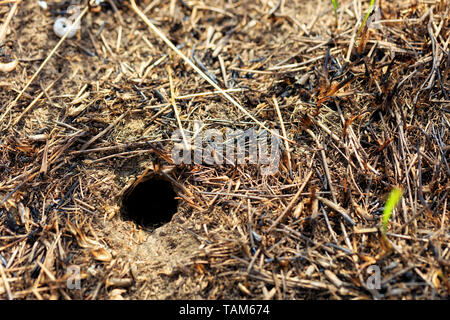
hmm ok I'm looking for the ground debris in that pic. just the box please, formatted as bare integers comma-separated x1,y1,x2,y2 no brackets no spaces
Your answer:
0,0,448,300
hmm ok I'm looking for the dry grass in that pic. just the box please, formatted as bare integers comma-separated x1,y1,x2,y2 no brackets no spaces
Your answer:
0,0,449,300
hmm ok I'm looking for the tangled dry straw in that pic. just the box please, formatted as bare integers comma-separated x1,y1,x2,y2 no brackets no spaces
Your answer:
0,0,449,299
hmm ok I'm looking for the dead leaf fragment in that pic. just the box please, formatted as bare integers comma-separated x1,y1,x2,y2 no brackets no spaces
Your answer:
106,278,133,288
91,248,112,262
238,282,251,296
324,270,343,288
109,288,127,300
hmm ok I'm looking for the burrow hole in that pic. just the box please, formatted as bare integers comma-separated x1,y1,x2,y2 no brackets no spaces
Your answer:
121,175,178,228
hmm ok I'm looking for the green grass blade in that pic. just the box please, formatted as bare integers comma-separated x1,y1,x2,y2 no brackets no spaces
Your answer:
331,0,338,26
382,187,403,234
332,0,338,12
356,0,375,39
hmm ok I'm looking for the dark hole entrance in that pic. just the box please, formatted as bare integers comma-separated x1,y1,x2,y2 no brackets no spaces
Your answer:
121,176,178,228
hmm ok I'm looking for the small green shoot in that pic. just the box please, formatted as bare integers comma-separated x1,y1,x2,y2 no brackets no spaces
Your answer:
382,187,403,235
331,0,339,27
356,0,376,39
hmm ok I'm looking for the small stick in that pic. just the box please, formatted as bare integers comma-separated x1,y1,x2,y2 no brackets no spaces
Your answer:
218,55,228,88
267,49,342,71
70,139,166,155
414,18,439,106
267,170,313,232
40,140,49,174
272,96,292,178
13,78,60,126
88,150,151,164
141,105,173,136
0,263,13,300
79,111,129,151
316,196,355,226
0,171,40,206
167,66,190,150
0,0,20,44
321,205,339,244
346,25,357,62
116,25,122,53
143,88,245,110
106,0,124,25
0,0,19,5
306,129,337,203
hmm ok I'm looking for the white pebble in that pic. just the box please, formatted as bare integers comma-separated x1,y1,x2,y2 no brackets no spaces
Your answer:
53,17,79,38
38,1,48,10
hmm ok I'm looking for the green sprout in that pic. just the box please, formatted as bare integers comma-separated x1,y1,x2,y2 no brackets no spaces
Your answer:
356,0,376,39
382,187,403,235
331,0,339,26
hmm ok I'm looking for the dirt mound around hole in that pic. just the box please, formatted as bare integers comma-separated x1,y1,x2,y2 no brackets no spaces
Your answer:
101,217,203,299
